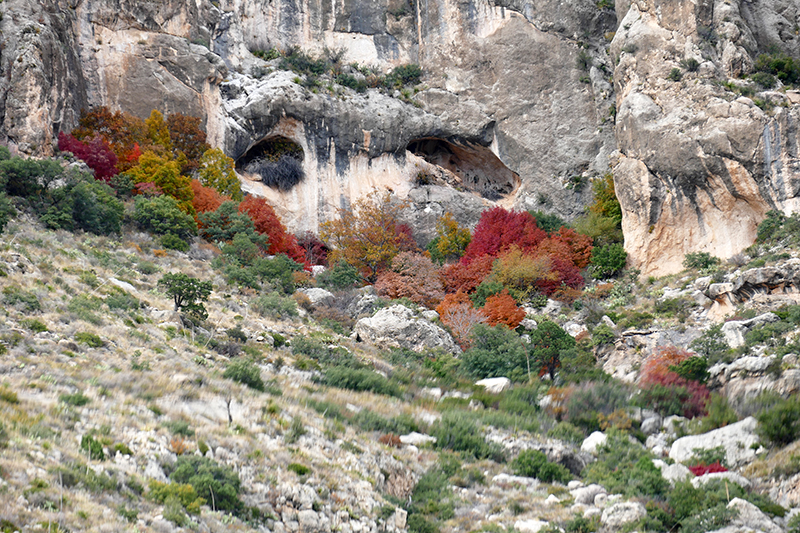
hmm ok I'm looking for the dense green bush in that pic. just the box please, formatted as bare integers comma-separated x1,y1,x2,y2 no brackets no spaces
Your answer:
2,285,41,312
461,324,528,381
682,252,720,271
431,411,504,461
529,320,576,381
169,455,242,513
223,359,265,391
591,324,616,347
0,192,15,233
80,434,106,461
511,449,571,483
757,396,800,446
754,52,800,85
134,195,197,241
0,156,63,198
690,324,731,365
41,179,124,235
583,430,667,498
316,261,363,290
669,356,709,383
352,409,419,435
252,292,298,319
322,366,401,397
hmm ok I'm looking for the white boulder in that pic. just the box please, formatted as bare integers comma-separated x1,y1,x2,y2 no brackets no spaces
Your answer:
669,417,759,467
475,377,511,394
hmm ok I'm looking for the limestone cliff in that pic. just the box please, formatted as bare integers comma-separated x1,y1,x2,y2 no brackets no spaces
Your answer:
0,0,799,270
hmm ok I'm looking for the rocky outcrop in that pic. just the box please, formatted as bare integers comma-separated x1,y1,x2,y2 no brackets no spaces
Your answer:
669,416,760,467
707,261,800,317
611,0,800,276
352,304,459,353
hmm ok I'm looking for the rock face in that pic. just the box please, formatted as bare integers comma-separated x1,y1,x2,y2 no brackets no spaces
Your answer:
352,304,459,353
3,0,800,263
669,416,760,467
612,0,800,275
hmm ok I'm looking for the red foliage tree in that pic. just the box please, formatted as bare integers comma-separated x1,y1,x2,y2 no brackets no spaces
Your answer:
238,196,307,266
482,289,526,329
639,346,709,419
375,252,444,308
640,346,694,385
58,132,119,181
441,254,495,294
167,113,211,174
550,227,593,269
72,107,147,172
461,207,546,264
191,179,229,214
297,231,329,266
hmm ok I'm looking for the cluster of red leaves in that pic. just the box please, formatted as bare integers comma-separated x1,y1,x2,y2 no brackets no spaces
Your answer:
297,232,329,266
441,255,495,294
239,196,307,266
482,290,526,329
57,132,119,181
191,179,229,213
461,207,546,264
640,346,709,419
376,252,445,308
687,462,727,476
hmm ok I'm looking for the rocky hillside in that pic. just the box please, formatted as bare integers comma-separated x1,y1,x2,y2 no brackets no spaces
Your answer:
1,0,799,271
1,184,800,533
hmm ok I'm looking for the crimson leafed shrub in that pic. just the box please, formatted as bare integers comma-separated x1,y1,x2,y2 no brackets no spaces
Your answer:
461,207,546,264
297,231,329,266
58,132,118,181
687,462,727,476
638,372,709,418
441,255,495,294
191,179,229,214
238,196,307,266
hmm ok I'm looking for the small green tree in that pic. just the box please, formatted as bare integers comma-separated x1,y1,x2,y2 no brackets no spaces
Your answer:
158,273,213,321
134,195,197,242
529,320,575,380
591,243,627,278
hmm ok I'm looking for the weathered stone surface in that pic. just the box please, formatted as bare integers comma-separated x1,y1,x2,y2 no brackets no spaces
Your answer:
600,502,646,528
298,288,336,307
353,304,459,353
725,498,784,533
399,432,436,446
570,484,606,506
669,417,759,467
691,471,751,489
720,313,780,348
475,377,511,394
513,519,551,533
581,431,607,454
653,459,691,486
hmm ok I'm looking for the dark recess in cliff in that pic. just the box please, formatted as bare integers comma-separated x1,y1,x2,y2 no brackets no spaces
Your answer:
237,136,306,190
407,137,520,200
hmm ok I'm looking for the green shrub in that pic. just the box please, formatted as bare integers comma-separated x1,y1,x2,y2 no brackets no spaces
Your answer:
158,272,213,321
21,318,48,333
287,463,311,476
163,419,195,437
41,179,124,235
696,394,738,433
169,455,242,513
683,252,720,271
511,449,571,483
352,409,419,435
322,366,401,397
60,392,91,406
461,324,528,381
757,396,800,446
384,63,423,88
751,71,777,89
148,479,204,514
591,323,615,346
431,411,504,461
74,332,104,347
583,430,666,498
252,292,298,319
679,58,701,72
105,289,140,311
754,52,800,85
223,359,265,391
80,434,105,461
668,68,683,81
2,285,41,312
670,356,709,383
133,195,197,241
0,156,63,198
690,324,731,365
547,421,585,444
285,416,306,443
0,192,16,233
161,233,189,251
316,261,363,290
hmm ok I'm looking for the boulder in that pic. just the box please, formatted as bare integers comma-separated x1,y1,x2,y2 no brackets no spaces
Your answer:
669,417,759,467
353,305,460,353
399,432,436,446
514,519,551,533
725,498,783,533
298,288,335,306
581,431,607,454
691,471,750,489
570,484,606,505
600,502,647,528
475,377,511,394
720,313,780,348
653,460,691,485
641,415,662,435
492,473,539,488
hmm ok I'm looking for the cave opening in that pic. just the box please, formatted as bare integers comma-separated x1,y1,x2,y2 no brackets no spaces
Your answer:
406,137,520,200
236,136,305,191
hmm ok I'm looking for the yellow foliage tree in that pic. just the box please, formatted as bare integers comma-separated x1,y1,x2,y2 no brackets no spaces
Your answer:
126,151,195,214
492,245,556,301
197,148,243,201
320,190,409,282
145,110,173,154
434,212,471,262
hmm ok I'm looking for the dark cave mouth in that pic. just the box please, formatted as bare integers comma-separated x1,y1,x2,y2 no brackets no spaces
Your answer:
236,136,305,191
406,137,520,201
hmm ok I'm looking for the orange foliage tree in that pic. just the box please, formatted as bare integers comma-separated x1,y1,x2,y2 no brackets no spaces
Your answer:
320,190,409,281
238,196,307,266
441,255,495,294
72,106,147,172
375,252,444,308
482,289,526,329
191,179,229,214
639,345,694,385
435,291,486,348
167,112,211,174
